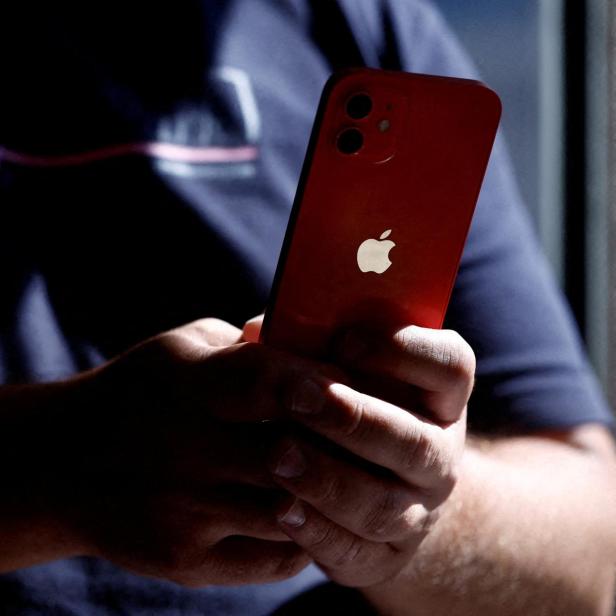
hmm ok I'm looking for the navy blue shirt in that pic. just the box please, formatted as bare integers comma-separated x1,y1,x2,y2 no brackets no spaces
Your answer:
0,0,612,613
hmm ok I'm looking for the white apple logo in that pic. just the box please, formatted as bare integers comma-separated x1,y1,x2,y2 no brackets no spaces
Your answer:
357,229,396,274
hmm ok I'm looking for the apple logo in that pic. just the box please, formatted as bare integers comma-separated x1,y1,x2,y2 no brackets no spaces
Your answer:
357,229,396,274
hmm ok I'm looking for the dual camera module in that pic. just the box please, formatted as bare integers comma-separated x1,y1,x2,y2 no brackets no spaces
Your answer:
337,93,373,155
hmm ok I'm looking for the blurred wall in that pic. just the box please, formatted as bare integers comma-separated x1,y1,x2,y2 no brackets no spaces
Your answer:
432,1,539,223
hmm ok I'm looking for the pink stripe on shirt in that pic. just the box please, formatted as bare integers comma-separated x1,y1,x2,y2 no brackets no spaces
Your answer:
0,142,259,167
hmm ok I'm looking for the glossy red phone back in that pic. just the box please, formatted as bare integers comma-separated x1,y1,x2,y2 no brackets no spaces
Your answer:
261,69,501,358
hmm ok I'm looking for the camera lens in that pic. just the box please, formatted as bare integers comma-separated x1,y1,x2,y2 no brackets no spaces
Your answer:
336,128,364,154
346,94,372,119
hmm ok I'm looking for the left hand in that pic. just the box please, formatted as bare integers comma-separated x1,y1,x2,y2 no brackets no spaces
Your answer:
244,317,475,587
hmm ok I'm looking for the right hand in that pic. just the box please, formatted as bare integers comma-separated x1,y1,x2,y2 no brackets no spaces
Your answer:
54,318,338,587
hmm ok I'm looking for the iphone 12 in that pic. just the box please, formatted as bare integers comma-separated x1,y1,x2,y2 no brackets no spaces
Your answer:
261,68,501,358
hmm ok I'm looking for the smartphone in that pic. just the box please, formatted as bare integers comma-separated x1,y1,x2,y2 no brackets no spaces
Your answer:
260,68,501,358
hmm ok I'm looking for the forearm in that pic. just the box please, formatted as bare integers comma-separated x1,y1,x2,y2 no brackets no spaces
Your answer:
0,380,86,571
363,432,616,615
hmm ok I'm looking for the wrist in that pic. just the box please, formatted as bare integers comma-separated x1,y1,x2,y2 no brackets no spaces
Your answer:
0,374,99,565
359,446,485,615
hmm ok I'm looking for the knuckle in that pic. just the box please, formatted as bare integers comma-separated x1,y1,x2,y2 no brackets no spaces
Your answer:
339,395,371,440
433,455,459,500
316,473,347,507
188,318,238,345
153,331,198,363
416,506,441,535
400,426,433,472
332,535,365,568
395,504,438,545
395,327,427,358
362,486,413,539
189,317,220,329
422,446,458,501
438,331,476,389
395,328,476,392
191,317,227,331
401,428,457,495
307,522,339,553
431,442,457,491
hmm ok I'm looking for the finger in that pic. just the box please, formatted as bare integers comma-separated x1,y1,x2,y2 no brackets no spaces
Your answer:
174,423,280,489
168,537,310,587
181,318,244,347
276,498,403,587
242,315,264,342
193,487,291,542
207,537,310,585
335,325,475,423
199,341,346,423
269,437,436,541
284,378,464,496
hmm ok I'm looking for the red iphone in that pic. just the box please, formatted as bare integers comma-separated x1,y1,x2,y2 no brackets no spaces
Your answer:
261,68,501,358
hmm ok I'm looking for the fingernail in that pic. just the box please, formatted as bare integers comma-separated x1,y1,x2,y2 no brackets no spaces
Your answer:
278,499,305,527
244,316,263,330
291,379,324,415
339,330,368,361
273,443,306,479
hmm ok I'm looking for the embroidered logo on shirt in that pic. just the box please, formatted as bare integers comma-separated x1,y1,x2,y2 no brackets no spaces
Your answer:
0,66,261,179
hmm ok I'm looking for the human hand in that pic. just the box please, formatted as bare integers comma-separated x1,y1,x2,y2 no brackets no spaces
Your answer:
58,318,350,587
245,316,474,587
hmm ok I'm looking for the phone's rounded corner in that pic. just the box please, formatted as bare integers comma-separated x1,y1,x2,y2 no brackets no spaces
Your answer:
323,67,375,96
477,82,503,123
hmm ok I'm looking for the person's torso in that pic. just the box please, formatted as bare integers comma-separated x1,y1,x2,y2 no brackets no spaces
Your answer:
0,0,335,383
0,2,359,613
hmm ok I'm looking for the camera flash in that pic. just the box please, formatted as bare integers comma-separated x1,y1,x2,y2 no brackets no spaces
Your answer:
378,119,390,133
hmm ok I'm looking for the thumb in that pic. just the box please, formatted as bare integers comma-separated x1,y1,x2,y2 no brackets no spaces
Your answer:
242,315,264,343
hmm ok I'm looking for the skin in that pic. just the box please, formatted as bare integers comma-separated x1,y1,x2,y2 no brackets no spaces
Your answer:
244,316,472,588
0,316,614,613
0,319,311,585
245,318,616,615
370,427,616,616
